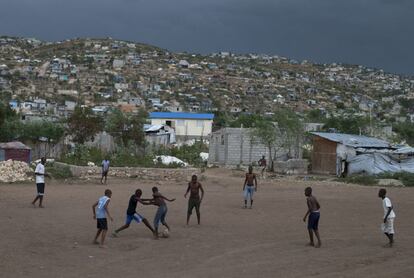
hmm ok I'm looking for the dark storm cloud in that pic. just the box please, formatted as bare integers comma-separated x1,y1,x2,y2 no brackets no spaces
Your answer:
0,0,413,74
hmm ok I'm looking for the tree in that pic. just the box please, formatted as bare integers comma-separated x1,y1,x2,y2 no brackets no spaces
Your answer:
105,108,147,147
212,111,229,131
229,114,265,128
251,119,281,171
0,101,17,127
323,116,370,134
67,106,103,144
393,122,414,146
306,109,325,122
251,109,303,171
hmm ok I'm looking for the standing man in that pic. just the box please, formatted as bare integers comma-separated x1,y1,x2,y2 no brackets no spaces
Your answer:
101,158,110,184
243,166,258,209
184,175,204,225
378,188,396,247
258,155,267,178
303,187,321,248
31,157,49,208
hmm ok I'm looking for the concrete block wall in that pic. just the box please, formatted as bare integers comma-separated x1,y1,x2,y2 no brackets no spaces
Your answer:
209,128,270,166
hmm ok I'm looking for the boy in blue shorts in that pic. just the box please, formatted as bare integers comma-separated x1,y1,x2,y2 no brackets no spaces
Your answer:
148,186,175,239
92,189,113,248
303,187,321,248
243,166,257,209
112,189,156,238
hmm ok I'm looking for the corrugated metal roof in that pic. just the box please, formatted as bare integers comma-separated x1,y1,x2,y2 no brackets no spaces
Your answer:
149,112,214,120
0,141,31,150
311,132,390,148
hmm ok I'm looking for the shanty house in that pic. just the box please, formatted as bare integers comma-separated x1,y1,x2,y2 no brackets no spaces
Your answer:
144,124,176,146
0,141,31,163
311,132,391,175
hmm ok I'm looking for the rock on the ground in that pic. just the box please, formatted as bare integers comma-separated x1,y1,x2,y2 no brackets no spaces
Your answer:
378,179,404,187
0,160,33,183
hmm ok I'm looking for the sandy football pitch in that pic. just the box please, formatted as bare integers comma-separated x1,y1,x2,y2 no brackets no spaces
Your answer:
1,168,414,278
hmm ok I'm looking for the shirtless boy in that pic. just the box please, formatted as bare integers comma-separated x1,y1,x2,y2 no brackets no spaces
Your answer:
303,187,321,248
243,166,258,209
149,187,175,238
184,175,204,225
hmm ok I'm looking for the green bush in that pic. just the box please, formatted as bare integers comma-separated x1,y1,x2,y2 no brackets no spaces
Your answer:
59,142,208,168
60,145,104,166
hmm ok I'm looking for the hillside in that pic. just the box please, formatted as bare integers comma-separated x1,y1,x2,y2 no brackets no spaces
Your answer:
0,36,413,139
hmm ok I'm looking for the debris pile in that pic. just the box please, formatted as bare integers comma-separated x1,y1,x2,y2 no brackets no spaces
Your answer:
153,156,188,167
199,152,209,162
0,160,33,183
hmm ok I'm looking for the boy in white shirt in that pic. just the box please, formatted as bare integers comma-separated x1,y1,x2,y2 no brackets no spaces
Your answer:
31,157,49,208
101,158,110,184
378,188,396,247
92,189,113,248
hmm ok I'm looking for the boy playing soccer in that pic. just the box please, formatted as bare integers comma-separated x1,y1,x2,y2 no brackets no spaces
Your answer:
303,187,321,248
243,166,257,209
112,189,156,238
148,187,175,239
184,175,204,225
92,189,113,248
378,188,396,247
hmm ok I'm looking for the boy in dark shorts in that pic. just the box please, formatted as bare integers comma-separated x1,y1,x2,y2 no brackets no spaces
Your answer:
31,157,49,208
101,158,110,184
303,187,321,248
258,155,267,177
148,187,175,239
243,166,258,209
92,189,113,248
184,175,204,225
112,189,156,238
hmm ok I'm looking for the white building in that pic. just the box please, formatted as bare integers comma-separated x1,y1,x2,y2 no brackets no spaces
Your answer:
149,112,214,141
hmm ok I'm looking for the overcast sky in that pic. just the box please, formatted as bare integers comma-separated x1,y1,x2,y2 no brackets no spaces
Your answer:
0,0,413,75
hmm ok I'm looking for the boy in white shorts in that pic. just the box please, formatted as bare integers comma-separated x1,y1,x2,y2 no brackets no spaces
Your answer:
378,188,396,247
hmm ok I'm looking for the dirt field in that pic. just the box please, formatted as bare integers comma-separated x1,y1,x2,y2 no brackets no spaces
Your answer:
1,168,414,278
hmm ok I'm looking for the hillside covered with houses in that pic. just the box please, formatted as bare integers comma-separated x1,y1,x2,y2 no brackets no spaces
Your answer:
0,36,414,171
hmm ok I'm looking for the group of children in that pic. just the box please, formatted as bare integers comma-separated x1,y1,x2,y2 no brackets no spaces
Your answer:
32,158,396,249
241,165,396,248
92,186,176,247
92,175,204,248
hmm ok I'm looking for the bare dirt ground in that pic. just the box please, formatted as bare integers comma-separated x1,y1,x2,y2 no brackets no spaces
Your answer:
1,168,414,278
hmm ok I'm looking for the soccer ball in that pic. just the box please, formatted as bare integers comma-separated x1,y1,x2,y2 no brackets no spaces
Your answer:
162,229,170,238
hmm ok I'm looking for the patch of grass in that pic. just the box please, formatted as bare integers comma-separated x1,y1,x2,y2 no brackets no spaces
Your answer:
377,172,414,187
336,175,378,186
